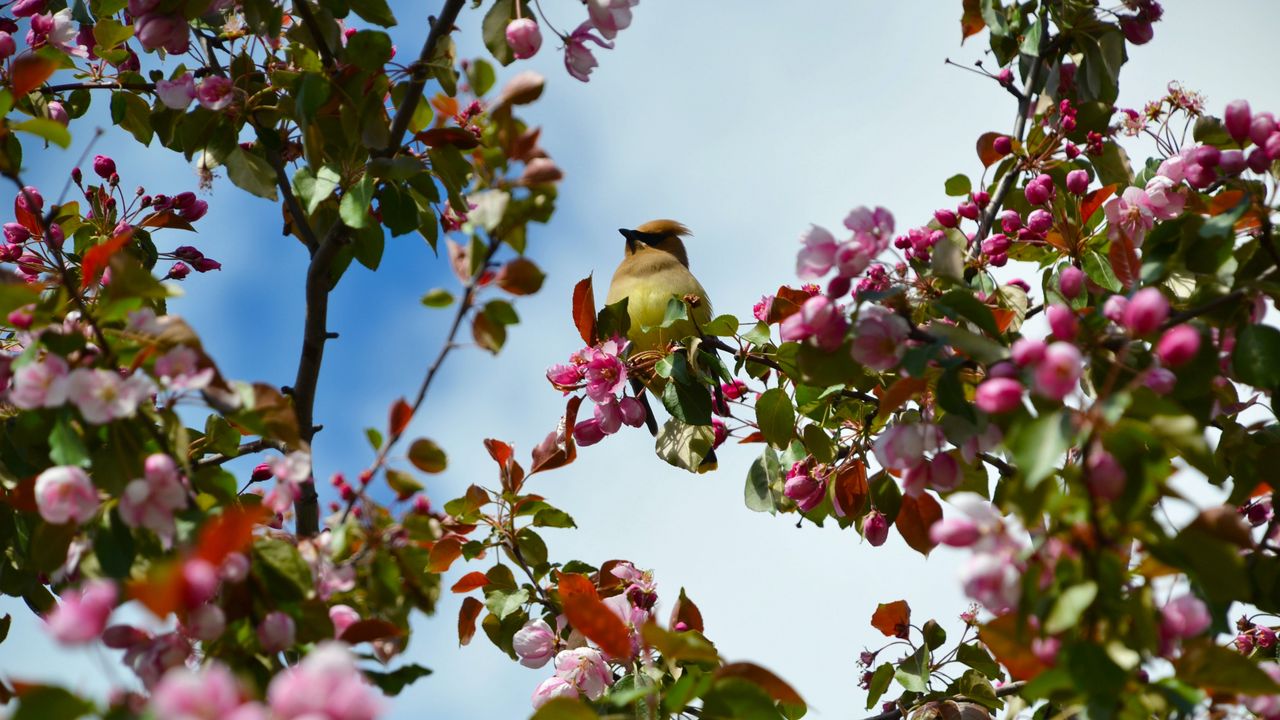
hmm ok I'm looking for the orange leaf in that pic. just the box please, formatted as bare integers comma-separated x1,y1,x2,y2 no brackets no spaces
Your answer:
530,395,582,475
1108,232,1140,291
737,431,766,444
1207,189,1245,216
128,563,183,618
1081,184,1116,223
766,285,812,325
832,459,868,518
415,126,481,149
976,132,1007,168
871,600,911,639
451,571,490,593
340,618,402,644
80,229,133,290
10,53,57,97
960,0,986,41
990,307,1016,334
1045,230,1073,253
484,439,513,466
875,377,928,417
427,536,464,573
668,587,705,633
193,505,265,566
389,397,413,437
431,94,459,120
558,573,631,659
137,211,197,232
896,491,942,555
571,276,597,346
714,663,805,706
458,596,483,646
979,613,1048,681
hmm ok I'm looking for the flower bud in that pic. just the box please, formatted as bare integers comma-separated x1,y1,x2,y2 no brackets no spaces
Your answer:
1191,145,1221,168
1156,324,1200,367
186,604,225,641
933,208,958,228
573,418,606,447
1103,294,1128,323
999,210,1021,234
1047,304,1078,341
975,378,1023,414
1144,367,1175,395
1086,449,1126,500
862,511,889,547
220,553,249,583
93,155,116,179
996,68,1013,86
166,262,190,280
257,611,295,653
1024,176,1053,206
1267,132,1280,161
1026,208,1053,234
972,190,990,207
1119,15,1153,45
1065,169,1089,195
617,396,646,428
505,18,542,60
993,135,1013,156
1059,266,1085,299
1218,149,1246,175
4,222,30,244
1250,113,1276,147
181,558,219,608
47,101,68,126
957,202,980,221
987,361,1019,380
1064,142,1081,159
1184,162,1216,189
1122,287,1168,336
329,604,360,638
0,31,14,59
1224,100,1252,144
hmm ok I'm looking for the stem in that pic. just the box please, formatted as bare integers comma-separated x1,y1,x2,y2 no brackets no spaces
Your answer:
378,0,467,157
858,681,1026,720
195,438,287,468
292,0,336,70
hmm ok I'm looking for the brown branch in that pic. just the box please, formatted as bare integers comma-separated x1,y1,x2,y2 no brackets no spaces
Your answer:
979,452,1015,477
292,0,336,70
194,438,287,469
859,681,1026,720
378,0,467,157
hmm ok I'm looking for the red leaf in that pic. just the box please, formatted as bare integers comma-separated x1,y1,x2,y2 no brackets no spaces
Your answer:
1207,189,1246,216
896,491,943,555
991,307,1016,333
427,536,464,573
128,563,183,619
832,460,868,518
137,211,197,231
389,398,413,437
1108,232,1140,290
193,505,265,566
451,571,490,593
458,596,483,646
10,53,57,97
339,618,402,644
871,600,911,639
572,275,597,346
713,663,805,706
80,229,133,290
558,573,631,659
1081,184,1116,223
976,132,1007,167
484,439,513,466
979,613,1049,681
961,0,986,41
415,126,481,149
530,395,583,475
766,285,812,325
496,257,546,296
875,377,928,417
668,587,705,633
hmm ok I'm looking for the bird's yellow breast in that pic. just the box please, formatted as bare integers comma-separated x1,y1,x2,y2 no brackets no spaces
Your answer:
606,253,712,351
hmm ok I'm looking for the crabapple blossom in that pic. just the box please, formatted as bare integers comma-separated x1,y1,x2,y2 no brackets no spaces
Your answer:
1156,324,1200,366
930,517,981,547
9,354,70,409
1160,594,1211,648
784,461,827,512
505,18,542,59
903,452,960,495
264,450,311,514
532,677,577,709
45,579,116,645
155,345,214,390
1104,186,1155,247
196,76,234,111
587,0,638,40
514,618,557,668
780,295,848,351
975,378,1023,414
65,368,156,424
872,423,943,472
549,647,612,702
563,22,613,83
850,305,910,371
1033,342,1083,401
267,642,383,720
796,225,837,280
583,339,627,403
150,663,246,720
329,605,360,638
1122,287,1169,336
118,453,189,547
34,465,99,525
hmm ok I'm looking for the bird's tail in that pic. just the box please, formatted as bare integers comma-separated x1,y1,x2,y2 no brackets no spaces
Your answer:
629,378,659,436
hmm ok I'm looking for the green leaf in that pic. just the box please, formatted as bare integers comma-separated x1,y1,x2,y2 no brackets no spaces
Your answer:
1045,581,1098,634
1175,641,1280,694
1007,411,1071,488
756,388,795,449
866,663,895,709
48,416,89,466
421,288,454,308
364,663,432,696
94,510,136,579
895,644,930,692
530,697,598,720
1092,141,1134,188
109,91,153,145
346,30,392,72
746,447,779,514
352,223,385,270
935,289,1000,337
944,173,972,197
225,148,278,200
957,642,1002,679
340,175,376,229
347,0,396,26
484,586,529,620
1233,325,1280,391
408,438,447,473
925,321,1008,365
385,469,424,499
12,686,95,720
482,0,519,66
656,419,715,473
252,539,313,601
92,17,133,51
1082,250,1122,292
923,619,947,650
13,118,70,148
869,472,902,523
365,427,383,450
466,58,497,97
660,351,712,426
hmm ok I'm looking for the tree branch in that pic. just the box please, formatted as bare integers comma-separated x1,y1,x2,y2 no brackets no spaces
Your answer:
195,438,287,468
292,0,336,70
858,681,1026,720
378,0,467,157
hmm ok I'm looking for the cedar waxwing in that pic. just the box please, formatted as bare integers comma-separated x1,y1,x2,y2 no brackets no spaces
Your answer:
605,219,718,471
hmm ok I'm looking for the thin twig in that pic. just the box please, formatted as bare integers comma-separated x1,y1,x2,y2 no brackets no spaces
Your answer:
378,0,467,157
858,681,1026,720
195,438,287,469
292,0,336,69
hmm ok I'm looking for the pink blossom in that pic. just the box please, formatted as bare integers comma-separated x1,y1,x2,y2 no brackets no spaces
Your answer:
1033,342,1082,401
553,647,612,700
505,18,542,59
1144,367,1176,394
135,13,189,53
796,225,837,280
267,642,383,720
844,206,894,238
862,511,889,547
1059,266,1085,299
753,295,774,323
514,618,557,668
779,295,848,351
1156,154,1185,184
150,662,245,720
784,462,826,512
119,453,189,547
975,378,1023,414
65,368,156,424
1143,176,1185,221
1156,324,1200,367
617,396,646,427
903,452,960,495
1046,304,1078,341
586,0,638,40
532,676,577,709
564,22,613,83
1085,448,1125,500
196,76,234,111
157,74,196,109
1244,664,1280,719
1104,186,1155,247
834,239,874,279
258,611,296,653
850,305,910,371
573,418,606,447
595,397,623,434
872,423,943,472
34,465,98,525
959,424,1002,465
45,579,116,645
265,450,310,514
1160,594,1211,640
545,363,582,389
583,339,627,402
930,517,980,547
329,605,360,638
1103,294,1129,323
1011,338,1046,366
9,354,70,409
123,631,192,689
960,552,1021,612
155,345,214,390
1122,287,1169,336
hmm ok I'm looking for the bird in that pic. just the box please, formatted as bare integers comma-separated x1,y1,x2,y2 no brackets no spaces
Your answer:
605,219,718,471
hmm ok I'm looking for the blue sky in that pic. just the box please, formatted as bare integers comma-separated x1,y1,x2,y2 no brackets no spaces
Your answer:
3,1,1280,718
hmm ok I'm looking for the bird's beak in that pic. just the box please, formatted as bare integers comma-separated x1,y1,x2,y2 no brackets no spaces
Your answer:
619,228,637,252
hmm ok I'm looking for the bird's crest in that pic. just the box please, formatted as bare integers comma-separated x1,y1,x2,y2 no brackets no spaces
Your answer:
634,219,692,238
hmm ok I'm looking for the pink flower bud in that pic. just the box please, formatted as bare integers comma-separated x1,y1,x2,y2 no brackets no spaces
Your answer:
981,233,1010,256
1253,147,1277,173
1064,142,1081,159
617,396,646,428
1059,266,1085,299
827,274,851,298
329,604,360,638
862,511,889,547
1258,626,1277,649
1122,288,1168,336
1250,113,1276,147
47,101,68,126
220,553,249,583
784,462,826,512
1160,595,1211,640
1086,448,1125,500
513,618,556,668
987,361,1018,380
0,32,15,59
1184,162,1216,189
1103,294,1128,323
186,604,225,641
1144,367,1176,394
1268,132,1280,161
976,378,1023,414
1047,304,1078,341
1119,15,1153,44
1065,169,1089,195
1026,208,1053,234
573,418,606,447
181,559,219,609
957,202,980,221
93,155,116,180
1033,342,1083,401
1011,338,1047,366
930,517,980,547
996,68,1013,86
993,135,1013,156
934,208,958,228
257,611,295,653
972,190,990,207
1218,149,1246,175
505,18,542,59
1191,145,1221,168
166,261,190,280
1024,178,1052,206
135,12,190,53
999,210,1021,233
1156,324,1200,367
1225,100,1252,144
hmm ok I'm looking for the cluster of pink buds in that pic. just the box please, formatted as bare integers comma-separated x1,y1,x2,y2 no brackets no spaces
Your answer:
1236,616,1278,656
1118,0,1164,45
796,205,895,297
546,338,646,446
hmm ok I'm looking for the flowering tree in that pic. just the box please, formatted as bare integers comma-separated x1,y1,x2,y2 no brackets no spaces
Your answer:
3,0,1280,719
